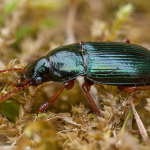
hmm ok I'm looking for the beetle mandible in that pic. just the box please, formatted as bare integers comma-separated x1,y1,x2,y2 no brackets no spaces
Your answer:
1,39,150,117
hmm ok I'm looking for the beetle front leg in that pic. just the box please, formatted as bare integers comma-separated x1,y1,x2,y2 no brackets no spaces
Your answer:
37,79,75,116
82,82,103,118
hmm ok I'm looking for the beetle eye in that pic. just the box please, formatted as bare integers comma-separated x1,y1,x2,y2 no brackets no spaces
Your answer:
34,77,42,85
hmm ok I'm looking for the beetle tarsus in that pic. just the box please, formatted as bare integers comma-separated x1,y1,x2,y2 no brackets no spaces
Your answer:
37,103,49,116
37,80,75,116
82,82,103,118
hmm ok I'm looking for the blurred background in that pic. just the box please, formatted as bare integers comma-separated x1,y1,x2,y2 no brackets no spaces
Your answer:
0,0,150,147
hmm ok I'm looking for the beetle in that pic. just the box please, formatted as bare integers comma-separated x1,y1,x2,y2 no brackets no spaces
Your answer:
1,39,150,117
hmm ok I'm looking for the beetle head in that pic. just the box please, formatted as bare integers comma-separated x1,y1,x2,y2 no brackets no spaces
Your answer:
17,57,50,87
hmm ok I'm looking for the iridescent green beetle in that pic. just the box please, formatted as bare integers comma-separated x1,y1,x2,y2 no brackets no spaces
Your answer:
1,39,150,117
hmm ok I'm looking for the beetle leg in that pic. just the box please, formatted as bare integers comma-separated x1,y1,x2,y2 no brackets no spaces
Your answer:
118,85,150,93
0,68,24,73
82,82,103,117
122,39,130,43
0,82,32,103
37,79,75,116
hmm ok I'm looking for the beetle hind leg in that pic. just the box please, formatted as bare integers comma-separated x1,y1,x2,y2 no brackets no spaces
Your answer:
118,85,150,93
122,39,130,43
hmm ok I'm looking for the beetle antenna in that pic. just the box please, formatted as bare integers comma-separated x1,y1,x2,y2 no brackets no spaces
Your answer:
0,68,24,73
0,82,32,103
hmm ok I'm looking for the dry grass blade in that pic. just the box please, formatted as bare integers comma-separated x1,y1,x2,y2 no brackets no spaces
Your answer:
131,102,149,143
11,132,25,147
46,116,82,127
